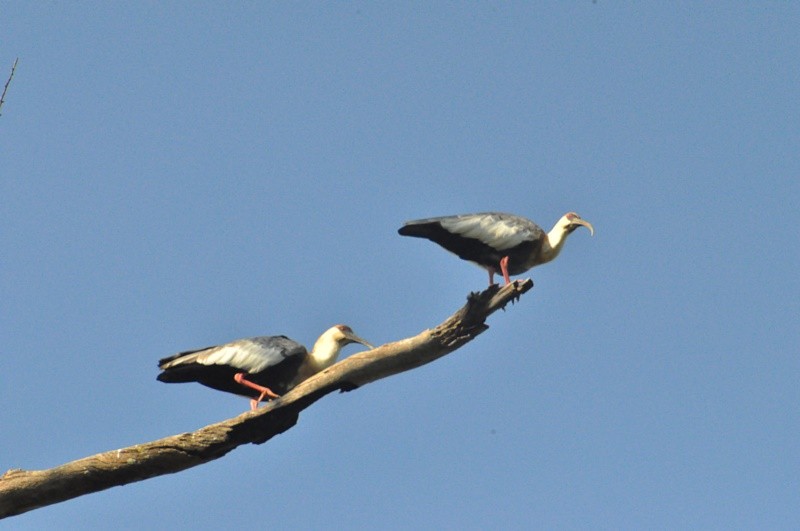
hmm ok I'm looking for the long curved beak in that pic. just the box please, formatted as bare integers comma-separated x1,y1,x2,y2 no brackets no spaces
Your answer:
573,218,594,236
345,331,374,349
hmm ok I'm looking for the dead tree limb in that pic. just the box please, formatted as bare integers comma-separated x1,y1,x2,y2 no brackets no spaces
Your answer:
0,279,533,519
0,58,19,116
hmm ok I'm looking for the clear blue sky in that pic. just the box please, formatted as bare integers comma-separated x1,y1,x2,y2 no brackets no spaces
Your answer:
3,3,799,529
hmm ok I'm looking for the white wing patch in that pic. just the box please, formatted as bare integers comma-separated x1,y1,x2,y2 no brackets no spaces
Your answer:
440,214,538,251
193,339,301,373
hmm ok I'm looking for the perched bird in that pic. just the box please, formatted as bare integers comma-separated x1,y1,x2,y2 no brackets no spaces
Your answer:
398,212,594,286
157,325,372,410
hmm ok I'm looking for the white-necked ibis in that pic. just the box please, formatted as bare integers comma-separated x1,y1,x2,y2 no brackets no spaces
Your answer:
398,212,594,285
157,325,372,410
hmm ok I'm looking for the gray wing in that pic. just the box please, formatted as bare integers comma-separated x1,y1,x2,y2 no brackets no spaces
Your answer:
405,212,544,251
158,335,307,373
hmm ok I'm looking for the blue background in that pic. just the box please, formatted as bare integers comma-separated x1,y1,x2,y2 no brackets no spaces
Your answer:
3,3,798,529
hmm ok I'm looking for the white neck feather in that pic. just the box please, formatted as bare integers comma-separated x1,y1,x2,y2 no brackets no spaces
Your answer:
308,330,343,371
540,217,572,264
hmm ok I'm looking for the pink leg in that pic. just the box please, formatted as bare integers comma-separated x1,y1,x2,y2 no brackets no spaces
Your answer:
234,373,281,411
487,268,496,286
499,256,512,285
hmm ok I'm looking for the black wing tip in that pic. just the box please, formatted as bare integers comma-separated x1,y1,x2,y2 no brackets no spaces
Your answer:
398,221,436,237
156,366,201,384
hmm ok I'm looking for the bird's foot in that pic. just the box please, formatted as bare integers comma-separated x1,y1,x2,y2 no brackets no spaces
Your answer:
234,373,281,411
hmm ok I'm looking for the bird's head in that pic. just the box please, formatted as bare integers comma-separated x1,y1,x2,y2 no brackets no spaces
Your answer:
309,325,373,369
562,212,594,236
541,212,595,263
330,324,374,349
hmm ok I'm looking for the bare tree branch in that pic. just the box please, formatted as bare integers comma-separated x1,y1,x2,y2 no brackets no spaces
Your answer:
0,279,533,519
0,58,19,117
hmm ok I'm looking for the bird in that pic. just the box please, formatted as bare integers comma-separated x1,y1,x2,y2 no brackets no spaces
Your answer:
157,325,373,410
398,212,594,286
